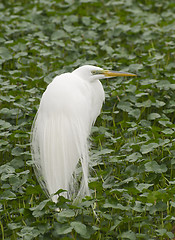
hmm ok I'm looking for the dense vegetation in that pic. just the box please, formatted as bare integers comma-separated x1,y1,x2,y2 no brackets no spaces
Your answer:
0,0,175,239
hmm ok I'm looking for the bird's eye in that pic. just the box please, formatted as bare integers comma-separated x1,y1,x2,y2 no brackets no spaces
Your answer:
91,70,103,75
91,70,97,75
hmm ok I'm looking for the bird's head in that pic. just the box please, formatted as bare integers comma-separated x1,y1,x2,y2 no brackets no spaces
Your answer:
72,65,136,82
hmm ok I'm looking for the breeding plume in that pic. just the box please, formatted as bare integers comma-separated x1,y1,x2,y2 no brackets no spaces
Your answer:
31,65,136,202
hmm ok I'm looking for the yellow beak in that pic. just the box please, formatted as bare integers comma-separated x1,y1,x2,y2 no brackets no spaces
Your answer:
102,70,137,77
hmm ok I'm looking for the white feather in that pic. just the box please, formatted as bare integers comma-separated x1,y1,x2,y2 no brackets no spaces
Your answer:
31,65,105,202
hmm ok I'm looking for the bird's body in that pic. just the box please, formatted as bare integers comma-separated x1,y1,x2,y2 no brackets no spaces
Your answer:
31,65,136,202
31,66,105,202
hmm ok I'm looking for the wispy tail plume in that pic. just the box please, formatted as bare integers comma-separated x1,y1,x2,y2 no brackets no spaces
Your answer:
31,111,90,202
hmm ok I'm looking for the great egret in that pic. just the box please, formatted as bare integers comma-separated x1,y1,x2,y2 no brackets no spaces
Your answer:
31,65,136,202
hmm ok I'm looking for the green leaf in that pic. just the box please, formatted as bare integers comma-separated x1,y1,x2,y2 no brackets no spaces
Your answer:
17,226,41,239
170,201,175,208
57,209,75,218
8,223,21,230
162,128,174,135
140,142,159,154
125,152,142,162
153,100,166,108
148,113,161,120
71,222,87,237
110,219,121,231
0,47,12,60
0,119,12,129
30,199,50,212
119,230,136,240
103,201,130,211
11,147,23,156
136,183,153,192
158,120,172,127
129,63,143,71
128,109,141,119
156,228,167,236
51,30,68,40
0,164,15,174
144,161,167,173
1,190,16,200
117,101,133,112
156,80,172,90
136,99,152,108
53,223,73,236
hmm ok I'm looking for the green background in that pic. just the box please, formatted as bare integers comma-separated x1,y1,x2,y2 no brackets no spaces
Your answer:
0,0,175,239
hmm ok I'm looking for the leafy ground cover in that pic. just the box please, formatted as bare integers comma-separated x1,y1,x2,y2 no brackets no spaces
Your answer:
0,0,175,239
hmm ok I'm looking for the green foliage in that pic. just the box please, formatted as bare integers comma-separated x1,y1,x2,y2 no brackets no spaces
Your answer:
1,0,175,239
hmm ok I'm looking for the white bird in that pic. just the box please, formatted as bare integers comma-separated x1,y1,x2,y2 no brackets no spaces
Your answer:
31,65,136,202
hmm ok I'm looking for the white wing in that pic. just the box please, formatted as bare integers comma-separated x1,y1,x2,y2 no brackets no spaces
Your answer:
31,72,104,202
